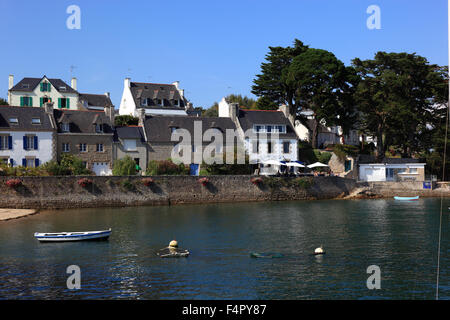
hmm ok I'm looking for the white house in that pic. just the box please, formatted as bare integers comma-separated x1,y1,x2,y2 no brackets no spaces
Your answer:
119,78,193,116
0,105,56,167
7,75,113,111
219,98,298,174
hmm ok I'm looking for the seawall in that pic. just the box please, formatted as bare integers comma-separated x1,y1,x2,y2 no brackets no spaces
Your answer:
0,176,357,210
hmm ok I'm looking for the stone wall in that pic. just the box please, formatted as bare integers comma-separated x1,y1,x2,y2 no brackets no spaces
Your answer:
0,175,357,209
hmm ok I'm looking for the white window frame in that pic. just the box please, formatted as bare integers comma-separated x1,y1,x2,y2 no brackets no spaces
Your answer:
62,143,70,153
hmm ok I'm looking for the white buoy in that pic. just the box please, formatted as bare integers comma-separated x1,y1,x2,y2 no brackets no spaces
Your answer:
314,245,325,255
169,240,178,248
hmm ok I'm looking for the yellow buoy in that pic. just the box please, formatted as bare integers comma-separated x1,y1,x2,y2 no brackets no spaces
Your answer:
169,240,178,248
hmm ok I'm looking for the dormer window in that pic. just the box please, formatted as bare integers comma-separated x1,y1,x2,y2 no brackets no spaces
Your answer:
173,99,179,106
61,123,70,132
95,124,104,133
59,86,67,91
40,82,51,92
157,99,162,106
31,118,41,125
141,98,147,106
9,117,18,124
22,84,29,89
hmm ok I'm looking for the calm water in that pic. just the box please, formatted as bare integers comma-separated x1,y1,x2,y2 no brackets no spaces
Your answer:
0,199,448,300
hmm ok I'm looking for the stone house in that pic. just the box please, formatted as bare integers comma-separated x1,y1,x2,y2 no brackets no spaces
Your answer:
139,110,237,174
0,105,56,167
113,126,148,173
53,106,115,176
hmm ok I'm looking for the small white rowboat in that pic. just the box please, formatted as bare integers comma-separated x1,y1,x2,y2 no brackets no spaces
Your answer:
34,229,111,242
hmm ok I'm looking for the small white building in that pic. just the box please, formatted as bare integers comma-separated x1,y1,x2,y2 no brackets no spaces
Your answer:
358,158,426,182
119,78,193,116
0,105,56,167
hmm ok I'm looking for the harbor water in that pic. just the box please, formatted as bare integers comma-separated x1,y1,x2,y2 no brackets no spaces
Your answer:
0,198,448,299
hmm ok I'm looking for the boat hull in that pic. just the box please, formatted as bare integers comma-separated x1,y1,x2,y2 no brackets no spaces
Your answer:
394,196,419,201
34,230,111,242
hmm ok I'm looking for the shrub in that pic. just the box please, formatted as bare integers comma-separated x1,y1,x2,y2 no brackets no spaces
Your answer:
198,177,209,186
61,154,92,175
332,144,359,162
77,178,93,188
114,115,139,126
142,177,154,186
113,156,137,176
146,159,188,175
42,161,71,176
121,179,135,191
5,178,22,188
251,177,263,185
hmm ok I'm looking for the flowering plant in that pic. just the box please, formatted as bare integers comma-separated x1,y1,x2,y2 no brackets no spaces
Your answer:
77,178,93,188
142,178,154,186
251,177,263,185
6,179,22,188
198,177,209,186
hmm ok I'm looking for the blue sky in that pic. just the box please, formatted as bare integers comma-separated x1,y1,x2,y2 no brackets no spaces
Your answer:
0,0,447,109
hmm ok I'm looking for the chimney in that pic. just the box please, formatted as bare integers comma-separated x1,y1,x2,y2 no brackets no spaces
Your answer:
279,104,295,126
124,77,131,88
138,108,146,126
229,103,239,122
179,89,184,98
8,75,13,90
172,81,179,89
105,92,110,99
44,102,54,114
71,77,77,90
104,106,115,123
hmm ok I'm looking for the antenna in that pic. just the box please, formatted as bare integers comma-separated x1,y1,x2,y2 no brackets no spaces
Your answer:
70,65,76,77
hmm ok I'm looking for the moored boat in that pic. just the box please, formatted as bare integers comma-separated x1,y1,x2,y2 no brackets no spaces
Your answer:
34,229,111,242
394,196,419,201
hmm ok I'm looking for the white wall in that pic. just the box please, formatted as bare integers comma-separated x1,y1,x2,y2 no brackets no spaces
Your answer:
118,78,136,116
0,131,54,166
9,77,79,110
245,138,298,164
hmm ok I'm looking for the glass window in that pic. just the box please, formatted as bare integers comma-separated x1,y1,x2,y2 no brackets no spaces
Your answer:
410,168,418,174
61,123,70,132
32,118,41,124
123,139,137,151
283,141,290,154
95,124,104,133
96,144,104,152
267,142,272,154
62,143,70,152
79,143,87,152
9,117,18,124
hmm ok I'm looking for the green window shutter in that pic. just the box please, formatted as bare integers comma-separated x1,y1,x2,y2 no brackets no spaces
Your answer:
58,98,62,109
29,97,32,106
40,83,43,92
48,83,51,92
66,98,70,109
40,97,43,107
20,97,24,106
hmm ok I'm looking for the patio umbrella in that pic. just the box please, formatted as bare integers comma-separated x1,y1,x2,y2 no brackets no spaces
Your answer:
262,159,284,166
307,162,329,168
285,162,305,168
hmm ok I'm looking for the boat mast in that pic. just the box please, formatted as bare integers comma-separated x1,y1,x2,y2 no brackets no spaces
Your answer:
436,0,450,300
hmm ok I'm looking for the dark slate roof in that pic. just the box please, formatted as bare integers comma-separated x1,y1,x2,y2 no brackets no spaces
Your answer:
130,82,186,110
79,93,113,108
114,126,145,142
0,106,54,131
144,116,236,143
10,76,78,94
53,110,113,134
358,156,423,164
237,109,298,139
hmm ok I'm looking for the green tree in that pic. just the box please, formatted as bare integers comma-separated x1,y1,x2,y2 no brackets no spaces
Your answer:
60,154,92,175
284,48,358,147
352,52,448,160
113,156,138,176
0,98,8,105
114,115,139,126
